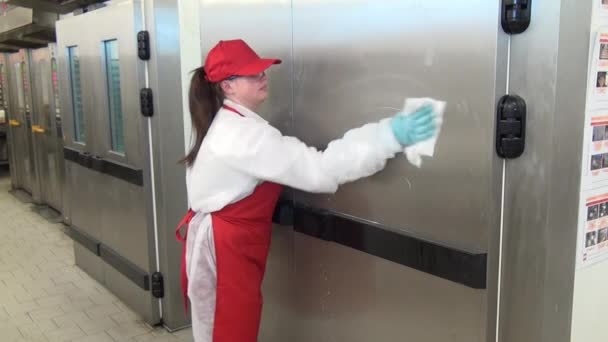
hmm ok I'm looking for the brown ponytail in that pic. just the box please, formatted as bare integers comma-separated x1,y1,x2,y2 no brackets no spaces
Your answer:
181,67,224,166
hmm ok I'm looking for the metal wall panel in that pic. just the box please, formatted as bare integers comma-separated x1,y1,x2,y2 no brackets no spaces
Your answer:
499,1,593,342
145,0,191,330
198,1,505,341
291,233,485,342
292,0,504,253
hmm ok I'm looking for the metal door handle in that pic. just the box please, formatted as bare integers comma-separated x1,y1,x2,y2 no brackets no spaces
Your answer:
32,125,46,133
9,119,21,127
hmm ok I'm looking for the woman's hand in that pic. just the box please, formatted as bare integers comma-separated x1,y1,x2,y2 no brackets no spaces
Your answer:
390,105,437,146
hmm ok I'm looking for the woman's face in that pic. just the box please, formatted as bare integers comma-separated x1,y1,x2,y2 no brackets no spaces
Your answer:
221,72,269,110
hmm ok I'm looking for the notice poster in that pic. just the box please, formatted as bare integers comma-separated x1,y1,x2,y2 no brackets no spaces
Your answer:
598,0,608,19
578,189,608,268
590,32,608,103
584,111,608,186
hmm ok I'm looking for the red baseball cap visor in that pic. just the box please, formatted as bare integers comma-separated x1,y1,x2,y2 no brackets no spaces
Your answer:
234,57,281,77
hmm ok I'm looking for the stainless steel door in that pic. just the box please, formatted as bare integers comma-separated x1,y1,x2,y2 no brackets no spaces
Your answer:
7,50,38,196
5,53,20,188
57,0,159,324
30,47,52,207
0,54,9,165
292,0,502,255
290,1,504,341
49,44,66,213
30,46,63,212
199,1,506,341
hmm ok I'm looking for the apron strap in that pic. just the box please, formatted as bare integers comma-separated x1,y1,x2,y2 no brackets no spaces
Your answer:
175,209,195,242
175,208,195,314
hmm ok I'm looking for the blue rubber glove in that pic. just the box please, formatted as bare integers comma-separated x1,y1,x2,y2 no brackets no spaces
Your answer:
390,105,437,146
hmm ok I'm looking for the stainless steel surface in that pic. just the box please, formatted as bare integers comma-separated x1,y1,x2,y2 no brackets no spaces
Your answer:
7,50,39,197
261,226,487,342
0,54,9,163
499,1,592,342
49,43,66,213
74,240,105,285
7,52,25,190
260,225,294,340
199,1,505,341
56,0,159,325
4,53,20,187
56,19,84,226
292,0,503,253
79,1,149,270
485,24,509,342
144,0,190,330
30,47,52,207
0,6,58,48
103,261,156,324
66,163,102,239
30,45,64,212
21,49,43,203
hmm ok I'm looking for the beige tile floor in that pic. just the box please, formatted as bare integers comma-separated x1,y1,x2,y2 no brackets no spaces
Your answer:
0,168,194,342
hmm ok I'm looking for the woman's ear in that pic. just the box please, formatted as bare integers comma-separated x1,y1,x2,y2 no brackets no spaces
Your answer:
220,80,232,95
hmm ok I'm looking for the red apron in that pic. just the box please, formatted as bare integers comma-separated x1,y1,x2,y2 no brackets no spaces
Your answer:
176,104,284,341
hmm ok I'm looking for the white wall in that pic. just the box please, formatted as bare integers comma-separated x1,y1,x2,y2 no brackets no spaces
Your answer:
177,0,201,153
571,2,608,341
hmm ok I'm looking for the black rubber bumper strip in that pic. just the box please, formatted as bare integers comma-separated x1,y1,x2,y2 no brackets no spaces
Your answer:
67,225,150,291
274,203,487,289
99,244,150,291
66,225,100,256
64,147,143,186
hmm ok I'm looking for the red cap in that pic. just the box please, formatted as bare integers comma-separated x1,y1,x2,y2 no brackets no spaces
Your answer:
203,39,282,82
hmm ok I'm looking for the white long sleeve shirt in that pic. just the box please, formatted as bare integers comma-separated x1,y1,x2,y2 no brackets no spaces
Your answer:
186,99,402,213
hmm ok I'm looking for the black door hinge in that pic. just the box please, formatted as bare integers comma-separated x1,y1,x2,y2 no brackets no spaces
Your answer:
137,31,151,60
496,95,526,159
140,88,154,117
151,272,164,298
502,0,532,34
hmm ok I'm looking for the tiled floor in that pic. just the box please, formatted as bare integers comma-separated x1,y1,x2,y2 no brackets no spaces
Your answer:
0,168,194,342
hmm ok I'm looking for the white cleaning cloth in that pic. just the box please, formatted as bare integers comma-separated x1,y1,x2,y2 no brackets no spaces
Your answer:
402,98,446,168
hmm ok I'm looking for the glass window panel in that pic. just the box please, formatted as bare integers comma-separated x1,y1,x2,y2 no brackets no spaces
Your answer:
68,46,85,143
104,40,124,154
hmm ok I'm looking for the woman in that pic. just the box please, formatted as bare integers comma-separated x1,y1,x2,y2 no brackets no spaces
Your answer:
176,39,437,342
